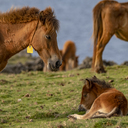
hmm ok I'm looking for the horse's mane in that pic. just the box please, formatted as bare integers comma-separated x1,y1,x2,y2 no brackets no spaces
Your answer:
0,7,39,24
86,76,112,89
0,6,59,32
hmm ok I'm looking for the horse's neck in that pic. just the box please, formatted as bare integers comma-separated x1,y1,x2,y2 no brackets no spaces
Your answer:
93,86,109,97
0,21,37,58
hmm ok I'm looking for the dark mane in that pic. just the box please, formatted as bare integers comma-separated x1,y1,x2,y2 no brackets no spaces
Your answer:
0,6,59,32
0,7,39,24
85,76,112,89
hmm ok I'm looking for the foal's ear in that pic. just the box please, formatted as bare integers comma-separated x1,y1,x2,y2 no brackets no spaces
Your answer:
85,79,92,89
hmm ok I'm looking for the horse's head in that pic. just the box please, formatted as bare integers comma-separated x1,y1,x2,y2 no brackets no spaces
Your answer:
78,79,97,112
32,7,62,71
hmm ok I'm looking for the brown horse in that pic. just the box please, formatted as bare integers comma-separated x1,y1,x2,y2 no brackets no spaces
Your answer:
43,50,63,72
68,76,128,119
0,6,62,72
92,0,128,73
59,40,78,71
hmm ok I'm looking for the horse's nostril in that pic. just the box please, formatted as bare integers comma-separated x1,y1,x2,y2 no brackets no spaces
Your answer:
78,105,86,112
56,61,61,68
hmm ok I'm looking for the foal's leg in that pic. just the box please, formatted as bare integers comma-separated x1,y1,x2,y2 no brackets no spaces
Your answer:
0,61,7,72
94,32,113,73
68,103,101,120
91,107,120,119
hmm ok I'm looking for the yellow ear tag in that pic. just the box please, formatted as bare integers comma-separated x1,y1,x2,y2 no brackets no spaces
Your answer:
27,45,33,53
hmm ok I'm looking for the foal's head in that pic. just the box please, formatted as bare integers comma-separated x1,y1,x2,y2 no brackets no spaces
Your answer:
78,76,112,112
32,7,62,71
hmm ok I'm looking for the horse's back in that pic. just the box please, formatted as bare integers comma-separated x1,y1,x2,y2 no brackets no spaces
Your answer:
101,1,128,23
62,40,76,59
96,88,127,115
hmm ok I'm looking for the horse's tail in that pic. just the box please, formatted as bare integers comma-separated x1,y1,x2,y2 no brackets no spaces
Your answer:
92,1,104,69
92,0,118,69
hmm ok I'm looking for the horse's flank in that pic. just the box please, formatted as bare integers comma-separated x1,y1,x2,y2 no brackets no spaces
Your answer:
59,40,78,71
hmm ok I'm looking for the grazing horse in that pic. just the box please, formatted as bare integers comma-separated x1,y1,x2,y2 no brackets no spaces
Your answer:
92,0,128,73
68,76,128,119
43,50,63,72
0,7,62,72
59,40,78,71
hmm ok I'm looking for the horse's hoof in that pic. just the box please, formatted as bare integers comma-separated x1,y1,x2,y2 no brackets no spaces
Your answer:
95,67,106,73
67,115,77,120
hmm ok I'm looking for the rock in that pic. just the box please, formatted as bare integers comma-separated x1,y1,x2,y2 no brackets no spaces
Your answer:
16,49,31,57
24,93,30,97
121,61,128,66
78,56,92,69
108,80,114,83
2,57,44,74
78,56,117,69
103,60,117,66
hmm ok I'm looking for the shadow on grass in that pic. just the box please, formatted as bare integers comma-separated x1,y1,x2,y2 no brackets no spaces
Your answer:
30,112,59,119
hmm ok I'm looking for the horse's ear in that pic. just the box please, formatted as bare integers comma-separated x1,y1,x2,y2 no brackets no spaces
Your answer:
85,79,92,89
39,11,45,25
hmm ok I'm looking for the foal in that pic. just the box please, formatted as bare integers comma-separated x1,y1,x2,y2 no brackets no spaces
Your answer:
68,76,128,119
59,40,78,71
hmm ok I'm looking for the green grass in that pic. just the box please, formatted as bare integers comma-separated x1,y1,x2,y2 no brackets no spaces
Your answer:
0,65,128,128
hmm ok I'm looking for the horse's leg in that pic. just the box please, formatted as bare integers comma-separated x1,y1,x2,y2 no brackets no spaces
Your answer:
43,64,47,72
91,107,120,119
0,61,7,72
94,32,113,73
68,102,101,120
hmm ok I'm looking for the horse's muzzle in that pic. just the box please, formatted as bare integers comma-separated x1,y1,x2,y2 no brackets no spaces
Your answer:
56,60,62,69
78,104,86,112
49,60,62,71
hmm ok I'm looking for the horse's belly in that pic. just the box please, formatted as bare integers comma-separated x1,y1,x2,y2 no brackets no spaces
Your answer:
115,30,128,41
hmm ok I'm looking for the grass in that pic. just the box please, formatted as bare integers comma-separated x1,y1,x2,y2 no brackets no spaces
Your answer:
0,65,128,128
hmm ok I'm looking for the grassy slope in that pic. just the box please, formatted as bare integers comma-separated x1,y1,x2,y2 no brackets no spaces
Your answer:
0,65,128,128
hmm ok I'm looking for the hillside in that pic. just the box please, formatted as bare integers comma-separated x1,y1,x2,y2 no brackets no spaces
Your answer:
0,65,128,128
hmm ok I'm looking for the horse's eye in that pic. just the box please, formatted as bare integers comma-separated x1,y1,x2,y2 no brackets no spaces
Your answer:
45,35,51,40
83,94,87,97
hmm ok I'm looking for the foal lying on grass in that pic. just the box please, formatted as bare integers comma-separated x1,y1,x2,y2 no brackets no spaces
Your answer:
68,76,128,119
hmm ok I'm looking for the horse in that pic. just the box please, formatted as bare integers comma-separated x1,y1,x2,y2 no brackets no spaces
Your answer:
68,76,128,119
59,40,78,71
66,56,79,71
0,6,62,72
92,0,128,73
43,50,63,72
